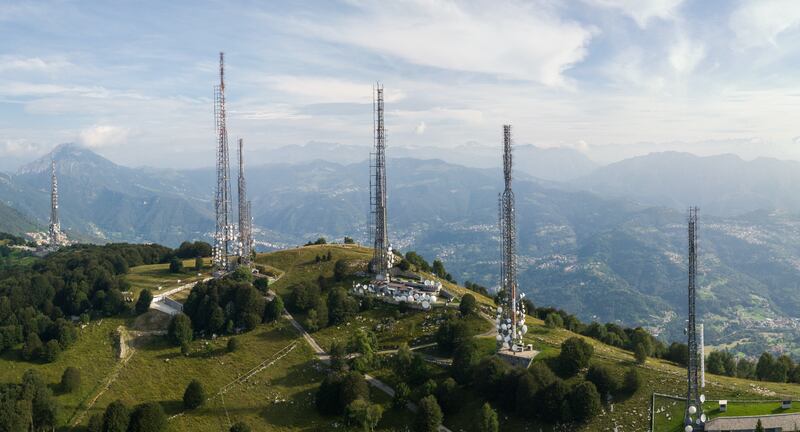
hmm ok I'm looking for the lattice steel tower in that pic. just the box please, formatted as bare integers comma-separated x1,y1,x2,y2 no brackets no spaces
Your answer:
496,125,527,349
213,52,233,272
370,84,390,280
48,159,62,248
685,206,704,431
237,138,253,265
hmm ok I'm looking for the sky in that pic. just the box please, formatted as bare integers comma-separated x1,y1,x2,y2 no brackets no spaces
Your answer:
2,0,800,170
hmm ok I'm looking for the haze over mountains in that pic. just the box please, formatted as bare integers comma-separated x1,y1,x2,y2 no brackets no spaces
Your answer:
5,143,800,355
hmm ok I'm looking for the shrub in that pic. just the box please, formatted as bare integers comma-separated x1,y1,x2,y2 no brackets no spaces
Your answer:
436,378,460,414
168,313,193,346
44,339,61,363
227,337,240,353
545,312,564,329
586,364,619,396
102,400,130,432
230,422,251,432
60,366,81,393
87,414,103,432
459,294,477,316
569,381,601,422
183,379,206,409
452,340,479,384
393,382,411,408
478,402,499,432
345,399,383,432
127,402,166,432
634,342,648,365
135,289,153,315
558,337,594,376
169,257,184,273
414,395,443,432
624,367,641,394
195,257,204,271
263,295,284,323
334,259,348,281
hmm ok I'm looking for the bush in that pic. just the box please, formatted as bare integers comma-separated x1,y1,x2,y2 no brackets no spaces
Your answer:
624,367,641,394
195,256,204,271
345,399,383,432
452,340,479,384
569,381,601,422
87,414,103,432
586,364,619,396
459,294,477,316
558,337,594,376
253,277,268,293
435,315,471,353
168,313,193,346
545,313,564,329
327,287,358,325
436,378,460,414
227,337,240,353
183,379,206,409
344,236,355,244
60,366,81,393
634,342,648,365
516,363,556,417
334,259,348,281
414,395,443,432
230,422,251,432
393,382,411,408
135,289,153,315
169,257,184,273
44,339,61,363
539,379,570,423
127,402,166,432
478,402,499,432
263,295,284,323
102,400,130,432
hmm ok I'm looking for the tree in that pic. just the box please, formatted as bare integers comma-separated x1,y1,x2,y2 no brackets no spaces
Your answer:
344,236,355,244
624,367,641,394
183,379,206,409
414,395,443,432
393,382,411,408
459,294,477,316
435,315,471,353
135,289,153,315
334,259,348,281
169,257,184,273
339,372,369,410
435,378,460,414
127,402,167,432
558,337,594,376
87,413,104,432
44,339,61,362
263,295,284,323
540,379,571,423
755,419,765,432
316,372,344,415
432,259,447,278
634,342,648,365
227,337,240,353
346,399,383,432
586,364,619,397
195,257,204,271
478,402,499,432
328,287,358,325
102,400,130,432
253,277,268,293
756,352,775,381
569,381,601,422
515,362,556,417
168,313,193,346
60,366,81,393
545,313,564,329
230,422,251,432
22,332,43,361
452,340,479,383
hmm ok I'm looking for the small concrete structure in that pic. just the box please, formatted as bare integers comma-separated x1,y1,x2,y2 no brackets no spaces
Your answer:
497,346,539,369
782,400,792,409
719,400,728,413
705,412,800,431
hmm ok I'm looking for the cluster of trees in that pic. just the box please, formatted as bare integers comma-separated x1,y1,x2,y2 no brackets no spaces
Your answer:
704,350,800,383
314,251,333,263
286,278,363,332
0,369,58,431
86,399,167,432
463,281,490,297
182,270,267,336
0,243,171,359
174,241,212,259
394,251,455,283
305,237,327,246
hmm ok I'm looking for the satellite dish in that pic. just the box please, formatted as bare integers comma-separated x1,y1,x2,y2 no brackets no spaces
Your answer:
521,325,528,334
422,301,430,309
496,334,503,341
700,395,706,403
497,306,503,313
688,406,697,415
700,414,707,423
501,324,508,330
684,426,693,432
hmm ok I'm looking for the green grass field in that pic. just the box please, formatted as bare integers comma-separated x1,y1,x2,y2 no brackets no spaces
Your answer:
126,258,212,297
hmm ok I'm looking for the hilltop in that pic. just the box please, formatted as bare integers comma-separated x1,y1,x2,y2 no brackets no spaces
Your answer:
3,242,800,431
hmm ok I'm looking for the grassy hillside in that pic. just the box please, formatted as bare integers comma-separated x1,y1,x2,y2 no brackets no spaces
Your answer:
3,244,800,432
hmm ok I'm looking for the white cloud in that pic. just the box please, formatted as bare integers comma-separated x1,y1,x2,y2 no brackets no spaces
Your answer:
78,125,130,149
586,0,685,28
261,75,405,104
415,121,426,135
729,0,800,48
294,0,594,87
669,36,705,74
0,56,72,73
0,139,41,156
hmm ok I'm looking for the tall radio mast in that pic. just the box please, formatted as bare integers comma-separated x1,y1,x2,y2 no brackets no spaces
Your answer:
213,52,233,272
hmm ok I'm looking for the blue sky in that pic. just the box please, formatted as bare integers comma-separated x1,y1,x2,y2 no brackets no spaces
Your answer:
2,0,800,169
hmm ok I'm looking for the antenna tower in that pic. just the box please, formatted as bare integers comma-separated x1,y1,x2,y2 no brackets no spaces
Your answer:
685,206,704,431
237,138,253,265
370,84,390,280
48,159,62,248
496,125,527,349
213,52,233,272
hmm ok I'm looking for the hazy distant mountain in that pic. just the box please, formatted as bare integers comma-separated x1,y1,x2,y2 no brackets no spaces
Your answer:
259,141,597,182
0,199,37,235
6,145,800,355
575,151,800,217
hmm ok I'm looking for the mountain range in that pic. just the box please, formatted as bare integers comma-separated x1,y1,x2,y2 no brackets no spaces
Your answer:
5,144,800,356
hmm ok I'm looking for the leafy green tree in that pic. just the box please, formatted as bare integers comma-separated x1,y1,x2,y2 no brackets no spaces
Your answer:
432,260,447,278
227,337,240,353
127,402,167,432
414,395,443,432
435,315,471,353
478,402,499,432
634,342,648,365
756,352,775,381
43,339,61,362
452,340,479,384
263,295,284,323
87,413,103,432
624,367,641,394
569,381,601,422
435,378,460,414
183,380,206,409
169,257,184,273
22,332,43,361
393,382,411,408
346,399,383,432
334,259,348,281
328,287,358,325
558,337,594,375
737,358,756,379
755,418,765,432
60,366,81,393
586,364,619,396
253,277,268,293
539,379,570,423
230,422,251,432
459,294,477,316
515,362,557,417
545,313,564,329
194,257,204,271
344,236,355,244
316,372,344,415
102,400,130,432
168,313,193,346
339,372,369,413
135,289,153,315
